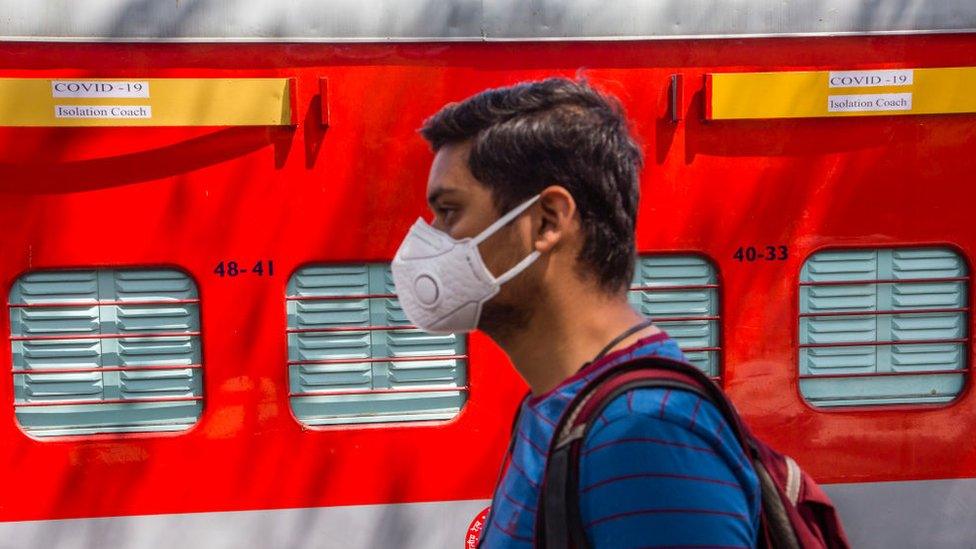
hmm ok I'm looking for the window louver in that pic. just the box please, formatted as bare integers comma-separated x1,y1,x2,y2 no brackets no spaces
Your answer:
9,268,203,436
629,255,721,379
799,248,969,407
287,264,467,425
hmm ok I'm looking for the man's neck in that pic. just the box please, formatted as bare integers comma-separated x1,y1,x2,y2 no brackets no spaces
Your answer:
492,292,659,396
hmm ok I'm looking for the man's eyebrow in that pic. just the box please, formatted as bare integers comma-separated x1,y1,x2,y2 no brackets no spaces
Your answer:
427,188,459,205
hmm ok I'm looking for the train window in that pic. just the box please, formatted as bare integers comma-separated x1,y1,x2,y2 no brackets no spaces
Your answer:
799,248,969,407
286,264,467,426
9,268,203,437
629,255,721,379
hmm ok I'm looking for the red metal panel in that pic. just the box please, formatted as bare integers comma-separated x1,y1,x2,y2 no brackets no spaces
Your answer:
0,34,973,524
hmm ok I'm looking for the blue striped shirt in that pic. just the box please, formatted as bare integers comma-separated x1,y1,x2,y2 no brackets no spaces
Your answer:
480,333,760,548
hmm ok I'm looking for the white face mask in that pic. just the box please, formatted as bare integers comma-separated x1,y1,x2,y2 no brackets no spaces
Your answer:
391,194,542,334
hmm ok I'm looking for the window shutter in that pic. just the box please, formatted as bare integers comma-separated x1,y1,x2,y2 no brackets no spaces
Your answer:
799,248,968,407
10,268,203,436
287,264,467,426
629,255,721,378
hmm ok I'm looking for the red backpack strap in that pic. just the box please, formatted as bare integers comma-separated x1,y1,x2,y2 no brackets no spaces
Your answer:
538,356,853,549
537,355,752,549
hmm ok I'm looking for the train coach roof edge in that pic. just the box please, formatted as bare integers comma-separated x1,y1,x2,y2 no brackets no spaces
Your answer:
1,0,975,43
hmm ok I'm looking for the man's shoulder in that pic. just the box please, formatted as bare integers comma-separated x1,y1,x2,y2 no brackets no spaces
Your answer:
575,385,761,544
579,384,749,471
591,385,728,436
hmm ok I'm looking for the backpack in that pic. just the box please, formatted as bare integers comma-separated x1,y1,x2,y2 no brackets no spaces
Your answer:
535,355,851,549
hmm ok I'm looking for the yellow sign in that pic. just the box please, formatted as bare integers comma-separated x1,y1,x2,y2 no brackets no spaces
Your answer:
706,66,976,120
0,78,294,127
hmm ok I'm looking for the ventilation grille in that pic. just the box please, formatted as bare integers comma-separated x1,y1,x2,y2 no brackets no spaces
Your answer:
629,255,721,379
799,248,969,407
9,269,203,436
287,264,467,425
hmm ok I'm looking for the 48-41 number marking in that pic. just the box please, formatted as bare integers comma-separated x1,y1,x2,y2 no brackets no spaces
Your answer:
734,246,788,262
214,260,275,277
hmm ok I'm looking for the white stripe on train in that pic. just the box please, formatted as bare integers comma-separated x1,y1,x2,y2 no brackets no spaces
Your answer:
1,478,974,548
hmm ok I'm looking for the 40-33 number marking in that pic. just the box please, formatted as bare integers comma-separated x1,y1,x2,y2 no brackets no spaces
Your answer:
734,246,788,262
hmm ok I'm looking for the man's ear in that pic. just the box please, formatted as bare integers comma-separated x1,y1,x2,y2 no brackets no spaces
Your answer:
534,185,577,254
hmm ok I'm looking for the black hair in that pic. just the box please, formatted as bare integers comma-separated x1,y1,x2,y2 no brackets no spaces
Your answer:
420,77,643,293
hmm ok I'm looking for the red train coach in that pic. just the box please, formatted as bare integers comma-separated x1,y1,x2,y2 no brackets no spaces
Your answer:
0,1,974,547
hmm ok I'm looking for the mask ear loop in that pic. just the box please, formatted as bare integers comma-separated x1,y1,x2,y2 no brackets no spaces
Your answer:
471,193,543,285
471,194,542,246
496,250,542,285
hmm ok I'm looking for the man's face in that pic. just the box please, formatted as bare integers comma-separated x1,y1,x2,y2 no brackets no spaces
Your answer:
425,142,540,335
425,142,499,242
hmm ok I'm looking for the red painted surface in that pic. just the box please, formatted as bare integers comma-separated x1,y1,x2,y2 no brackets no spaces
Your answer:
0,34,974,523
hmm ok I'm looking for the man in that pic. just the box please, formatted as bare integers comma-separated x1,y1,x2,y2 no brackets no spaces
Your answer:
391,78,760,547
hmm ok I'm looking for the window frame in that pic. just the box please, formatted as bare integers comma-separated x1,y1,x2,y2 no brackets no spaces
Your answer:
7,263,206,440
795,243,973,412
284,261,470,430
629,251,724,384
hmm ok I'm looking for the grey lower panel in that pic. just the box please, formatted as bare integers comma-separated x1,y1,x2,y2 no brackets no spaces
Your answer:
0,0,974,42
825,478,976,549
2,479,976,548
0,499,491,549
